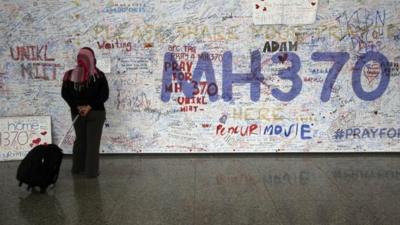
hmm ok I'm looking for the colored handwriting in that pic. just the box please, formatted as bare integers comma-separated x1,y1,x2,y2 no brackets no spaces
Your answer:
263,123,312,140
9,45,60,80
97,40,132,51
334,127,400,140
263,41,298,53
161,50,391,102
215,123,312,139
0,131,29,146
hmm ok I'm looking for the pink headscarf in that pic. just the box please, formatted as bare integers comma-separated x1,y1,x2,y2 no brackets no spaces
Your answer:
63,48,98,87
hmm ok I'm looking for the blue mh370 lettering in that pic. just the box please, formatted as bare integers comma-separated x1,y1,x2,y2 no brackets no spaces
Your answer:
161,50,391,102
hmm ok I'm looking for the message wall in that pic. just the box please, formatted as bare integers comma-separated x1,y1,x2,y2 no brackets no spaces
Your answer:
0,0,399,154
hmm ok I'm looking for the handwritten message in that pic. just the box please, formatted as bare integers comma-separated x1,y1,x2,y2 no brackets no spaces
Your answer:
0,116,52,161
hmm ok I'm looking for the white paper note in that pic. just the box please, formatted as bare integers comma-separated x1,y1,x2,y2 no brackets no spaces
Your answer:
96,56,112,74
252,0,318,25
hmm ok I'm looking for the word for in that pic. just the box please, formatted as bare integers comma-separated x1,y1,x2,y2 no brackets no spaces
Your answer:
334,127,400,140
262,41,298,53
264,171,310,185
160,50,391,103
97,40,132,51
10,45,60,80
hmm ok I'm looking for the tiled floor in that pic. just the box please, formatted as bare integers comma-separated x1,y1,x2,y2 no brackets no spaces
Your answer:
1,154,399,225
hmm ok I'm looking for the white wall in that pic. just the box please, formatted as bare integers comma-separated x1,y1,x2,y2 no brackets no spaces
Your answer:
0,0,399,153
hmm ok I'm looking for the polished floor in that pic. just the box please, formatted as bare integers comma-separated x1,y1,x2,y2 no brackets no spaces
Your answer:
1,154,400,225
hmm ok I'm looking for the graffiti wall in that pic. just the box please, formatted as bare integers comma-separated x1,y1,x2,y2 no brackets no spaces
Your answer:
0,0,399,153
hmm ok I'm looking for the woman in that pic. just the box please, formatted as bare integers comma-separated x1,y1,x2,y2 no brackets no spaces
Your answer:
61,47,109,178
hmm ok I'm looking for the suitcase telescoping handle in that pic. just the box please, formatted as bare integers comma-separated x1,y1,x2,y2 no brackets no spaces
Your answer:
58,115,79,146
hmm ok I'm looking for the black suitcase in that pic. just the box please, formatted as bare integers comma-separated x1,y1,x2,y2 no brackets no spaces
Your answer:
16,115,78,193
16,144,63,193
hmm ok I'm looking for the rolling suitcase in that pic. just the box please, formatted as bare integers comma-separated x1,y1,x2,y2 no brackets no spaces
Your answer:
16,115,78,193
16,144,63,193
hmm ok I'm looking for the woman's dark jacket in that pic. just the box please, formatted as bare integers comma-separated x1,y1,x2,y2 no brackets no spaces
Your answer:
61,69,109,115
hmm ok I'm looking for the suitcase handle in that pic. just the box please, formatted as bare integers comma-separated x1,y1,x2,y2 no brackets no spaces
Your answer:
58,115,79,147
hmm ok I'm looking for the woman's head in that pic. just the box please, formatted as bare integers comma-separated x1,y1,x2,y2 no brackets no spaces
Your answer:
63,47,99,89
79,47,96,65
77,47,96,74
69,47,98,83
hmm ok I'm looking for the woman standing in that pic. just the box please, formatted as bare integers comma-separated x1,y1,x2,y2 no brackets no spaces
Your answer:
62,47,109,178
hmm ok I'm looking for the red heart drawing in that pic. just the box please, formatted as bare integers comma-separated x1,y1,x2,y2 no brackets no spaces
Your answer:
263,7,267,11
255,4,260,9
363,63,380,83
41,131,47,136
32,138,41,145
278,53,288,63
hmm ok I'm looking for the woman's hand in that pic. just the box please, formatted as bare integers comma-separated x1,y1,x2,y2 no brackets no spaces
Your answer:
77,105,92,117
